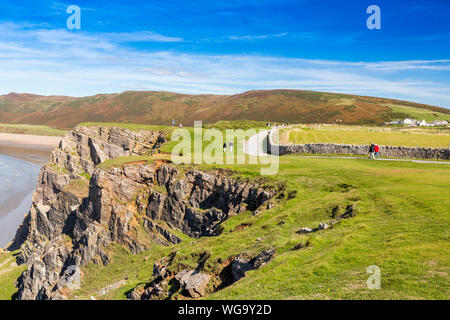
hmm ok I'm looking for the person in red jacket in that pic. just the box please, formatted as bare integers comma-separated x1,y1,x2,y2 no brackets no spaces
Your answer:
374,144,380,159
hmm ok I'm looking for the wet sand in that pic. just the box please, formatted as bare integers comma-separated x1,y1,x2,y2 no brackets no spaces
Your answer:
0,133,61,248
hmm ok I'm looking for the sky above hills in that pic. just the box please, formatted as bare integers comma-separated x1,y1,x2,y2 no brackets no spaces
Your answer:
0,0,449,107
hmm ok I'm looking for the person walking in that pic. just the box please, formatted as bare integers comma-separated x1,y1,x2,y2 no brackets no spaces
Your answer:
223,142,227,153
368,142,375,160
229,141,234,152
374,144,380,159
179,123,183,128
171,119,175,126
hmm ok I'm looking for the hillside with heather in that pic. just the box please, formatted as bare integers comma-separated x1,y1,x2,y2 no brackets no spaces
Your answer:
0,90,449,129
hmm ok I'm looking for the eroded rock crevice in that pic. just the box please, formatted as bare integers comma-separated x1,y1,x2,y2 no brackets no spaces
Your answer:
129,248,276,300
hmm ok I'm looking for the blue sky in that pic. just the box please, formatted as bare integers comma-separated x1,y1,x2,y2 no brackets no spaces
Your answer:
0,0,449,107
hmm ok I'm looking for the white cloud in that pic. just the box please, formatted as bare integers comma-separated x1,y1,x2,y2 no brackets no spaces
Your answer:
104,31,183,43
227,32,288,41
0,22,449,108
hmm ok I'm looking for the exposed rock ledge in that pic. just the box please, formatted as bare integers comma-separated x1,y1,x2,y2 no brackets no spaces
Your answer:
8,126,278,300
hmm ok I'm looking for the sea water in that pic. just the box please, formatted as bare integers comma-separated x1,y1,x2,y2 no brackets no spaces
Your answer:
0,154,40,248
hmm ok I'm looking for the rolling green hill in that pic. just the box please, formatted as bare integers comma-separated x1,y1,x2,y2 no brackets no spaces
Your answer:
0,90,448,129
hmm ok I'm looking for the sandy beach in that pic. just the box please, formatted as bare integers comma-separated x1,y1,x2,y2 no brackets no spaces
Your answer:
0,133,61,165
0,133,61,248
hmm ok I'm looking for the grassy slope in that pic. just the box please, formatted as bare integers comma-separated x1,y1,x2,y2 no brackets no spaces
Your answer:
209,157,450,299
284,125,450,148
68,124,449,300
68,156,450,300
387,104,449,122
0,250,25,300
1,90,449,129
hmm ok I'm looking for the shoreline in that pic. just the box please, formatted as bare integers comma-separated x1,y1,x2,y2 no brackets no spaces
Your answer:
0,154,40,249
0,133,60,248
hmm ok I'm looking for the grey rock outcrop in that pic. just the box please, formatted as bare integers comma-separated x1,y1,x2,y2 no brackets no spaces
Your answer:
231,249,275,283
10,126,277,300
175,269,211,298
52,126,166,175
147,166,275,238
130,246,277,300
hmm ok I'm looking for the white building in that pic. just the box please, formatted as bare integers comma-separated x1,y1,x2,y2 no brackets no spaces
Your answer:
432,120,448,126
385,118,448,127
402,118,416,125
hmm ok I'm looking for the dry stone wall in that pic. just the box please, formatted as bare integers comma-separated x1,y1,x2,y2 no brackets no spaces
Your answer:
267,129,450,160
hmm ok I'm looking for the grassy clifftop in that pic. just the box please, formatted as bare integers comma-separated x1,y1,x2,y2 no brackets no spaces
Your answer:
66,155,450,300
65,125,450,299
1,123,448,300
1,90,449,129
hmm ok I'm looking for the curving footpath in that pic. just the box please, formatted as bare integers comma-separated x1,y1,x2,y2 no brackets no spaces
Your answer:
243,130,272,156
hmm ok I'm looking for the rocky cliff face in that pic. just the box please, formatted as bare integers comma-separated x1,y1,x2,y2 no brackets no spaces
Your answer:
9,126,277,300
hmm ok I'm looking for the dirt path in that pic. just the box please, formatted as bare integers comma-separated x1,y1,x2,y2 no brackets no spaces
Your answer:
298,155,450,165
0,257,18,275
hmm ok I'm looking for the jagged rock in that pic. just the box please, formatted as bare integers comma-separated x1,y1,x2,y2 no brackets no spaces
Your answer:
297,227,313,234
16,237,71,300
128,289,143,300
331,205,341,218
10,126,278,300
141,280,168,300
340,204,356,219
147,167,276,238
231,255,254,282
51,126,166,175
143,219,182,246
292,243,306,250
253,248,275,269
296,204,357,239
11,126,166,300
318,223,329,230
175,269,211,298
231,249,275,283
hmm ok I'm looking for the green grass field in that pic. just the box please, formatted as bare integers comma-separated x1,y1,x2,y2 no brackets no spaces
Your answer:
285,126,450,148
69,154,449,300
0,123,66,136
2,122,449,300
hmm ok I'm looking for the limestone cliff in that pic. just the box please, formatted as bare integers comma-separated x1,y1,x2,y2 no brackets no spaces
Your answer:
9,126,277,300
